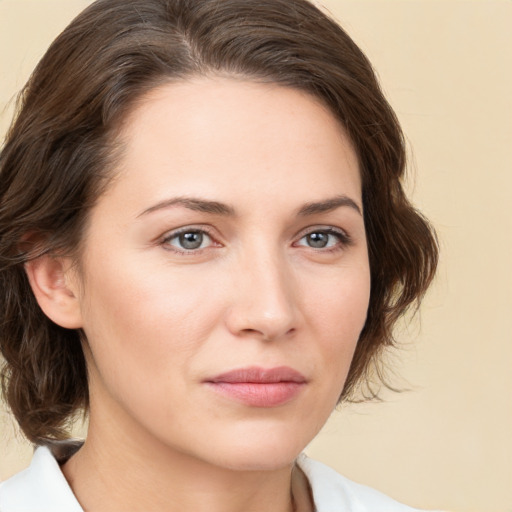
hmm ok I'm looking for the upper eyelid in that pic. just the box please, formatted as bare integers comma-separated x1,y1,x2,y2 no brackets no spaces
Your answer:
293,226,354,249
158,224,352,245
161,224,217,240
159,225,220,251
159,227,219,255
295,225,351,239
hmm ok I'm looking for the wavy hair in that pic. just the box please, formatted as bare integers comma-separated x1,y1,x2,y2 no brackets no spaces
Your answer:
0,0,438,444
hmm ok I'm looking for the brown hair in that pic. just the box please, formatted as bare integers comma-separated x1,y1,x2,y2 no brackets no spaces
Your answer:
0,0,438,445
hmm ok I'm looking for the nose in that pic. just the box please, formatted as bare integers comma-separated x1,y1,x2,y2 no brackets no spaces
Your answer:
224,247,299,342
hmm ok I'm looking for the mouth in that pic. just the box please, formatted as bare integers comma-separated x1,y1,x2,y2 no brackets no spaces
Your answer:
204,366,307,407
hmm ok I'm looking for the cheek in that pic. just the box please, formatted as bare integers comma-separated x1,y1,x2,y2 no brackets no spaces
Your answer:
78,258,225,390
302,262,371,379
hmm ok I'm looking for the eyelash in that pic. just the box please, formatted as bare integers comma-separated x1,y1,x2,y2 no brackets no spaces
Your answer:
160,226,352,255
161,226,218,255
294,227,353,253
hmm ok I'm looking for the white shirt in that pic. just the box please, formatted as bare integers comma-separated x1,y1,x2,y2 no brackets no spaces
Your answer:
0,446,440,511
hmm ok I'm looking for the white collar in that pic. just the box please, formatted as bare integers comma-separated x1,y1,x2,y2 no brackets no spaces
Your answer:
0,446,83,512
1,446,428,512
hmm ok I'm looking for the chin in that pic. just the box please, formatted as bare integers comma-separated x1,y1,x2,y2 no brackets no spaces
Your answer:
195,422,313,472
215,448,302,472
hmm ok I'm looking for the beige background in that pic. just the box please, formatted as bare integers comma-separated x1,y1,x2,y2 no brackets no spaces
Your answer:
1,1,511,511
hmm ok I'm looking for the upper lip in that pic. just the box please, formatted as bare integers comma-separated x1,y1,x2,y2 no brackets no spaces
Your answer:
206,366,307,384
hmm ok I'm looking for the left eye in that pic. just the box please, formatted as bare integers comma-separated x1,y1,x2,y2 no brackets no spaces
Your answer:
296,230,344,249
164,230,212,251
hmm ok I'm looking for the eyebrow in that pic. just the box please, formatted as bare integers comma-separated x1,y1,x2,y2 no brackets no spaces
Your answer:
137,194,362,218
297,195,362,217
137,197,236,217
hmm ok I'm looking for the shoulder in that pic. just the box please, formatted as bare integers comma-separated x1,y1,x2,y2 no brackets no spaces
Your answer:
0,446,83,512
297,454,441,512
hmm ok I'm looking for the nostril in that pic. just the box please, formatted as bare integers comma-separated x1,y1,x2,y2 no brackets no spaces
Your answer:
224,282,299,341
239,326,296,341
241,328,260,335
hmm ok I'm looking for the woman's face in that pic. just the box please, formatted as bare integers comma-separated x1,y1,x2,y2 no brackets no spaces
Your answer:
72,78,370,470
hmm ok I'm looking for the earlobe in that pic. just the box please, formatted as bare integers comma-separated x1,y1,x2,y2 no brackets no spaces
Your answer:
24,255,83,329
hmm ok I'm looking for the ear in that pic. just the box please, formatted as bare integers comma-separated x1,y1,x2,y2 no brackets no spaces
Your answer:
24,255,83,329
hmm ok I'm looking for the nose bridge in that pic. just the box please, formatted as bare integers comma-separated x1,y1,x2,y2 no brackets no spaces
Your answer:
227,236,298,340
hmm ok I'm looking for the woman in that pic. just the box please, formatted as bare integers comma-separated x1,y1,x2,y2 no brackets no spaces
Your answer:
0,0,439,510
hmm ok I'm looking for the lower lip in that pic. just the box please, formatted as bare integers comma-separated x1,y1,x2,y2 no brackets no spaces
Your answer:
205,382,305,407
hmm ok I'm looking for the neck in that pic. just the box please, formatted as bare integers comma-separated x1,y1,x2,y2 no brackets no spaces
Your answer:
62,413,306,512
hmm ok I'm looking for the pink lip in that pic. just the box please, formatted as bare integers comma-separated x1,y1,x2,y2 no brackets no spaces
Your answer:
204,366,307,407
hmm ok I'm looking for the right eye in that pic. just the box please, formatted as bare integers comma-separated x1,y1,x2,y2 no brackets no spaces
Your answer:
162,229,214,252
298,231,340,249
294,226,352,252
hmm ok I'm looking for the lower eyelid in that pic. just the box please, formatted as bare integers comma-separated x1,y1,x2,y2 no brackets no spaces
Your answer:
161,227,217,250
159,226,352,253
296,228,351,245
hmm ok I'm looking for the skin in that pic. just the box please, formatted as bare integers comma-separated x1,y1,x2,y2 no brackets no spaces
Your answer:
29,78,370,512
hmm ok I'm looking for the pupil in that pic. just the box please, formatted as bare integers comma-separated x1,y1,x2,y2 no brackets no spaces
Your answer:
180,232,203,249
308,232,328,248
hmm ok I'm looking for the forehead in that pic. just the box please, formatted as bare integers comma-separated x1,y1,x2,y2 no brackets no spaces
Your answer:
103,77,361,214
